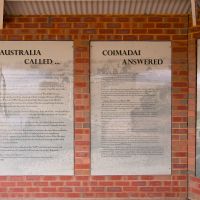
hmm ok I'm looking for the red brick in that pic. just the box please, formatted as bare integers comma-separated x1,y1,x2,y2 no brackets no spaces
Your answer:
173,23,186,28
33,182,48,187
156,35,171,40
107,35,122,40
132,181,146,186
0,177,7,181
92,176,105,180
57,23,72,28
132,17,147,22
75,58,89,63
8,34,23,41
24,23,39,28
107,187,122,192
148,29,163,34
41,187,57,192
17,17,32,22
156,187,171,192
99,181,113,186
148,16,163,22
99,29,114,34
75,82,87,87
9,188,24,193
140,187,154,192
123,186,138,192
50,182,64,186
172,35,188,40
141,176,154,180
91,187,105,192
75,187,89,192
0,188,7,192
24,35,40,40
166,17,180,22
99,17,113,22
149,181,162,186
132,28,147,34
51,17,65,22
66,17,81,22
43,176,56,181
173,82,188,87
109,176,122,180
83,17,97,22
148,193,163,197
0,182,16,187
115,193,129,198
115,181,129,186
58,187,73,192
26,176,41,181
123,35,138,40
116,29,130,34
107,23,121,28
2,29,14,34
69,29,80,34
66,193,81,198
74,23,88,28
156,23,172,28
75,164,90,169
65,182,81,186
115,17,130,22
17,182,32,187
33,17,48,22
83,29,97,34
139,35,154,40
142,23,155,28
33,193,49,198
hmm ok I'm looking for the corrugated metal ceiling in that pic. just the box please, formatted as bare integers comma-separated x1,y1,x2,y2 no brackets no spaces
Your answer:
3,0,195,15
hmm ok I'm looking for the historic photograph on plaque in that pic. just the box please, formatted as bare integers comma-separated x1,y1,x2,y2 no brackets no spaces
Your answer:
196,40,200,177
91,41,171,175
0,41,74,175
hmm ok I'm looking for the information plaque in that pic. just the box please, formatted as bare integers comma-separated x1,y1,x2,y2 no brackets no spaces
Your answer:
196,40,200,177
91,41,171,175
0,41,74,175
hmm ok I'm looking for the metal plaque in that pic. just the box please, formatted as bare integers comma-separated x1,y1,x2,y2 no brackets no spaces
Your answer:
0,41,74,175
91,41,171,175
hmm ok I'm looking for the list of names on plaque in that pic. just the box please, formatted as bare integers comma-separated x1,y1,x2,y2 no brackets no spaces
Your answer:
0,41,74,175
91,41,171,175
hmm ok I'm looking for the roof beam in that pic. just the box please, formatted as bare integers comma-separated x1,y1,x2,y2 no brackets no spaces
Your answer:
3,0,192,15
191,0,197,26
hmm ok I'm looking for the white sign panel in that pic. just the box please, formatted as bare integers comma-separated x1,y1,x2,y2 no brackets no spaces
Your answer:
0,41,74,175
91,41,171,175
196,40,200,177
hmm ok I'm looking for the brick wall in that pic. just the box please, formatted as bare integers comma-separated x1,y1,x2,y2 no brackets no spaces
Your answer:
0,15,189,199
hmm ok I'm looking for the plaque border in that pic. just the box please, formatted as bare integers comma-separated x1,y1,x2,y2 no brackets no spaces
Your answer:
89,40,172,176
0,40,75,176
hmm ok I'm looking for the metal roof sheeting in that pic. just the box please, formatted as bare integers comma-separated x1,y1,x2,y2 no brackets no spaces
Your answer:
4,0,191,15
